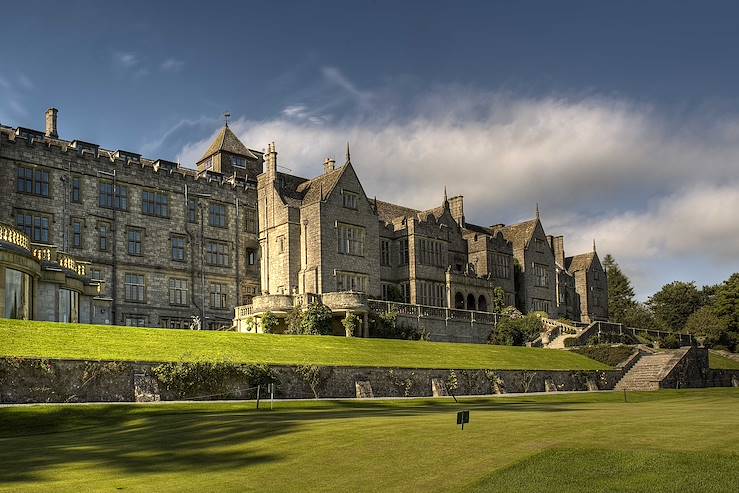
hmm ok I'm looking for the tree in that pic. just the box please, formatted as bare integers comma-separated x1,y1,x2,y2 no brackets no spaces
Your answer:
647,281,703,331
490,314,542,346
684,306,730,348
491,286,507,313
621,302,663,331
602,254,635,324
713,273,739,333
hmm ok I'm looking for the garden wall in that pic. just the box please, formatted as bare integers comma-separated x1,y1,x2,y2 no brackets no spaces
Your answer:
394,314,494,343
1,357,620,404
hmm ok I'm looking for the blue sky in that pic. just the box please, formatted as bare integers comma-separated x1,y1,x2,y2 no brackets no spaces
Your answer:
2,0,739,298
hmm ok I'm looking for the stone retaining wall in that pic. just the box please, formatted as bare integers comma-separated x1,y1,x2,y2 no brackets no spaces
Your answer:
1,357,620,404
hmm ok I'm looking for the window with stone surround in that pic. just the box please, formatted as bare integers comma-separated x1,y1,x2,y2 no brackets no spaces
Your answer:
124,315,147,327
171,236,185,261
245,207,257,233
98,222,110,251
342,190,358,210
380,239,391,266
16,211,50,243
399,238,409,265
127,228,143,256
142,190,169,218
532,298,550,313
337,223,365,256
210,282,227,309
493,254,511,279
16,166,49,197
533,263,550,288
418,238,444,267
417,280,446,307
71,176,81,203
168,278,188,306
336,271,367,292
72,219,82,248
187,199,197,223
206,241,229,266
124,274,145,302
208,203,227,228
98,180,128,210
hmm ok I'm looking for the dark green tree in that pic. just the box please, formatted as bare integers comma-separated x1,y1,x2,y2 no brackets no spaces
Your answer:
713,273,739,333
647,281,703,331
621,302,664,331
602,254,635,323
684,306,730,348
491,286,507,313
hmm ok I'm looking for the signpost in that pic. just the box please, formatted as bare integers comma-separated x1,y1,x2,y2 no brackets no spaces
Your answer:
457,410,470,430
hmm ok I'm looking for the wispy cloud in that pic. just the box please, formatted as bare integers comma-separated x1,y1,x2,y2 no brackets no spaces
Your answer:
160,58,184,72
113,52,139,69
17,73,33,90
321,66,373,107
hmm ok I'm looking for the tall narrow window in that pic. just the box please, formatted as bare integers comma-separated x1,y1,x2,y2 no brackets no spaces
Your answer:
71,176,81,203
187,199,197,223
337,223,365,256
210,283,227,309
380,239,391,266
206,241,229,266
171,236,185,261
72,220,82,248
208,203,227,227
343,191,358,209
245,208,257,233
127,229,142,256
124,274,145,302
98,222,110,251
169,278,188,306
33,216,49,243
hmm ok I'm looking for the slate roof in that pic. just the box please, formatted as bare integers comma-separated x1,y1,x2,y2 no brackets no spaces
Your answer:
199,126,259,162
493,218,538,248
565,252,595,272
375,200,421,222
297,166,346,205
463,222,493,235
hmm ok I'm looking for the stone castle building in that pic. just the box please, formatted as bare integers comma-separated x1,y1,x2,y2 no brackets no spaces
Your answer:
0,109,607,331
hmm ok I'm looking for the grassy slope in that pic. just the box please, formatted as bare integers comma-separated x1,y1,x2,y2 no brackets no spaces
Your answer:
0,389,737,492
709,352,739,370
0,319,607,370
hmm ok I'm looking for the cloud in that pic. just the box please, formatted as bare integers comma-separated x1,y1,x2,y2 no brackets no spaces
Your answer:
160,58,184,72
321,66,373,107
113,52,139,68
174,88,739,297
17,73,33,90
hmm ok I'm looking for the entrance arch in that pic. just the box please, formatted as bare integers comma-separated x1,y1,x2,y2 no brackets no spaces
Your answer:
466,293,476,311
478,295,488,312
455,292,465,309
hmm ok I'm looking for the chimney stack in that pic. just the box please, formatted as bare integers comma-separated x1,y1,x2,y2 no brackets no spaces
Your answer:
323,157,335,174
552,235,565,267
45,108,58,138
266,142,278,178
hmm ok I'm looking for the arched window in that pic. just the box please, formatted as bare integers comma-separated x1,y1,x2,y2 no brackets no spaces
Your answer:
455,292,465,309
478,295,487,312
466,293,476,311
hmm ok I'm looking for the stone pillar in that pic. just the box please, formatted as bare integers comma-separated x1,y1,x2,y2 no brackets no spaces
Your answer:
362,313,368,338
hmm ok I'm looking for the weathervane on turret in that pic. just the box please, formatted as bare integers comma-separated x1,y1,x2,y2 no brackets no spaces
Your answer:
224,112,231,128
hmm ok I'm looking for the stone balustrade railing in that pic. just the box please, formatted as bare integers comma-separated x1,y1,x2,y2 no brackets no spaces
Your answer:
236,305,253,318
367,299,500,325
31,243,87,277
0,223,30,250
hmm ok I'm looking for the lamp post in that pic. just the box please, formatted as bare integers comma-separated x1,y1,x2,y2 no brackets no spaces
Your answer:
97,169,117,325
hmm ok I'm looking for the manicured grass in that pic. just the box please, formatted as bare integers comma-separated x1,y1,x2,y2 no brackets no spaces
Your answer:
709,352,739,370
0,319,607,370
0,389,737,492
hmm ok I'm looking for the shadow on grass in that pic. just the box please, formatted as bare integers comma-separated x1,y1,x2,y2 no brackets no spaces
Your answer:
0,406,290,483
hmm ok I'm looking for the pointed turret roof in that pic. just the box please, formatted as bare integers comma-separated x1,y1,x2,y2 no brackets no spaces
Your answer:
199,126,258,163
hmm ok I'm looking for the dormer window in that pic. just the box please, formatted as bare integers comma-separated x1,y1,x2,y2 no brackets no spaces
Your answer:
343,190,358,210
231,156,246,168
203,156,213,171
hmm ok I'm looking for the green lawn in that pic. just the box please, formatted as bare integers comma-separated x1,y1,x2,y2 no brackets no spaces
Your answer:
0,389,736,492
709,352,739,370
0,319,607,370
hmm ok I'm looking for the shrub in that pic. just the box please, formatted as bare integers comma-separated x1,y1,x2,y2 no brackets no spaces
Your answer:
563,337,580,347
661,334,680,349
446,369,459,392
342,313,359,337
490,314,543,346
571,345,635,367
284,303,304,334
152,361,275,399
300,302,333,335
260,312,279,334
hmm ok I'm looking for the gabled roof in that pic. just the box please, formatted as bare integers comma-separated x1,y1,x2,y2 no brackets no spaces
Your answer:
375,200,421,222
565,252,595,273
297,166,346,205
494,218,539,249
199,126,258,162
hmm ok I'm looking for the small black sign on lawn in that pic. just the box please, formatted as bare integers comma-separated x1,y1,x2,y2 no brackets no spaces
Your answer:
457,410,470,430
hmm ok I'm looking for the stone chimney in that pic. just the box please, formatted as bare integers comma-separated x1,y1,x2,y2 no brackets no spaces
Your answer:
266,142,278,179
45,108,58,138
552,235,565,267
323,157,335,174
448,195,465,226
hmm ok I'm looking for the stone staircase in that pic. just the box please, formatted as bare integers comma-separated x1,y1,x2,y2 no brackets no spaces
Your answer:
614,350,687,391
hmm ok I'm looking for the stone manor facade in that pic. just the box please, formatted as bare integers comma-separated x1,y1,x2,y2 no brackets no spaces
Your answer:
0,109,607,332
